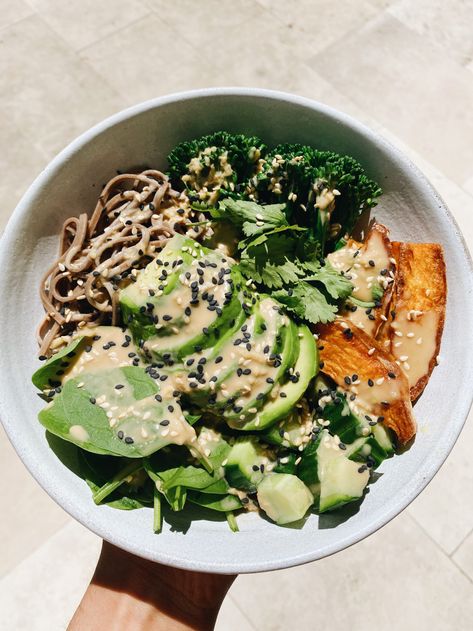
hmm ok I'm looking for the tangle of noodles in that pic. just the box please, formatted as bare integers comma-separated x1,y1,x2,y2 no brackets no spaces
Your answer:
38,170,211,357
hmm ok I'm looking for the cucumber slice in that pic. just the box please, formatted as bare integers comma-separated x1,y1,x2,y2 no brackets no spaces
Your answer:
224,438,274,493
297,430,370,513
262,406,315,450
257,473,313,525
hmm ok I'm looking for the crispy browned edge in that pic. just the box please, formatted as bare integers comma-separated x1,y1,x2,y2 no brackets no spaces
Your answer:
316,318,416,444
377,242,447,401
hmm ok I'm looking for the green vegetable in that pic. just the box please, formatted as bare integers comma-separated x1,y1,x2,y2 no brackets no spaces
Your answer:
32,337,85,390
255,144,381,251
211,198,353,325
167,131,265,204
38,367,195,458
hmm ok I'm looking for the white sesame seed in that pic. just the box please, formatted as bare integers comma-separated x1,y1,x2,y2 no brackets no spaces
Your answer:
399,355,409,362
368,348,375,356
376,377,385,385
416,337,423,345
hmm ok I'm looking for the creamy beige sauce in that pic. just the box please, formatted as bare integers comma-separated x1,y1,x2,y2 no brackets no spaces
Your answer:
347,306,377,337
76,368,196,454
142,253,236,353
69,425,89,442
387,309,440,388
213,298,286,416
65,326,138,381
328,230,392,330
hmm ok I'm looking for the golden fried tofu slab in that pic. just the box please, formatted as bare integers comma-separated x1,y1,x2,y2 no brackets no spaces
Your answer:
377,242,446,401
328,224,395,338
317,318,416,444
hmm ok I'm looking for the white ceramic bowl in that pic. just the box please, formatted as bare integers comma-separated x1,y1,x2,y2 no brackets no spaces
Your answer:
1,88,472,574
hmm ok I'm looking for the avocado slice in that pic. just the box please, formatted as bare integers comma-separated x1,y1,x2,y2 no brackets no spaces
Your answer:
119,234,244,360
229,325,318,431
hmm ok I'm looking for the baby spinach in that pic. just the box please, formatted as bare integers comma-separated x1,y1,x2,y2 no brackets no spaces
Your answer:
187,492,242,512
32,336,85,390
39,366,193,458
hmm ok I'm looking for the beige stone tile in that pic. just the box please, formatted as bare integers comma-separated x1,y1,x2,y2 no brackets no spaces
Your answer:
0,520,100,631
0,428,71,578
216,595,256,631
256,0,378,54
231,512,473,631
311,13,473,186
0,15,123,159
80,15,226,105
407,411,473,556
144,0,266,49
453,529,473,582
388,0,473,65
0,117,48,232
0,0,33,31
24,0,149,51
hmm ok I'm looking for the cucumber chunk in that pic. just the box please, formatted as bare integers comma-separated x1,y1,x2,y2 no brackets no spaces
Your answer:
224,438,273,493
257,473,313,525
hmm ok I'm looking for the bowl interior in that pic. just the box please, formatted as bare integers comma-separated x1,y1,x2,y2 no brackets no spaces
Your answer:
1,89,472,573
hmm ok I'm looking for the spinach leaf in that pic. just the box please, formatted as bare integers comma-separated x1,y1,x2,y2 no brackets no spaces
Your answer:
161,466,228,494
39,367,195,458
32,337,85,390
187,492,242,512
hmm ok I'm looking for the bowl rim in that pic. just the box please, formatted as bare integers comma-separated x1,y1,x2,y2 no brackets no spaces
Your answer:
1,87,472,573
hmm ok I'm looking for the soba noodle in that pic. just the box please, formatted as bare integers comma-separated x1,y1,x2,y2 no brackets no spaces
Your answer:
38,170,210,357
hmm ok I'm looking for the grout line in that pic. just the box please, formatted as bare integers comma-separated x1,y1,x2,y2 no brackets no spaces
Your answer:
450,526,473,559
0,10,35,36
76,12,152,54
228,591,258,630
406,512,473,586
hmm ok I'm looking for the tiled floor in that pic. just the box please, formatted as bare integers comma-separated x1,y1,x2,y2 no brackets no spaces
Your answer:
0,1,472,629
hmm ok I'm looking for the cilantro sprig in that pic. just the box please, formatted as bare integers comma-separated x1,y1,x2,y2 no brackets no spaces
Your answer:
211,199,353,325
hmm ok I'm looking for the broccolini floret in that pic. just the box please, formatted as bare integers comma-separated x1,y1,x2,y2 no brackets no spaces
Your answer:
167,131,266,205
254,144,382,251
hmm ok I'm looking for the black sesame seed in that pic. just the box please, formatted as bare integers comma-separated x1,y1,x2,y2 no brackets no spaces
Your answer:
215,356,223,364
352,374,358,381
160,419,170,426
358,465,368,473
89,397,96,404
388,371,396,379
266,377,274,384
368,259,375,267
155,394,163,402
115,384,124,390
117,431,124,439
339,442,347,450
344,376,351,385
280,392,287,398
252,465,259,471
368,379,374,387
125,436,134,444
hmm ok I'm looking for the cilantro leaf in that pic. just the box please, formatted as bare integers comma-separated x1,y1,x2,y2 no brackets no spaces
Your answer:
304,261,353,300
273,282,338,324
211,199,288,235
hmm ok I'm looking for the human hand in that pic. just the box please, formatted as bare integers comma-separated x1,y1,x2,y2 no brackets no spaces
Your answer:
68,541,236,631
